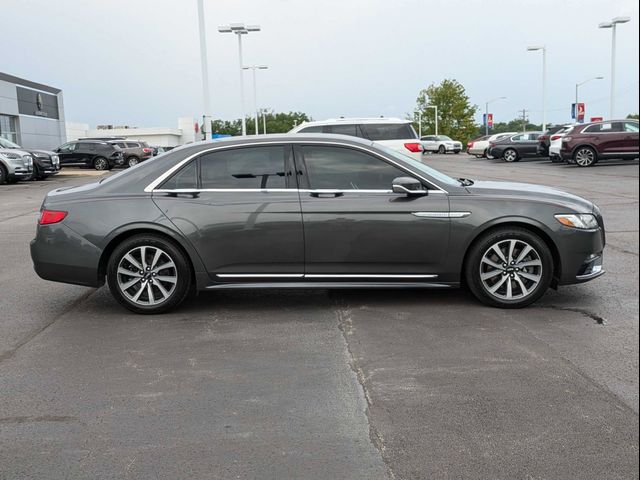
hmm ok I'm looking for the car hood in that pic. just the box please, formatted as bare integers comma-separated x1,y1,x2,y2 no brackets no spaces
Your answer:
466,180,594,212
27,149,56,157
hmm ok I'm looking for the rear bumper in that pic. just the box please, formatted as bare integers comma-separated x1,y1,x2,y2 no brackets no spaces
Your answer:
31,222,103,288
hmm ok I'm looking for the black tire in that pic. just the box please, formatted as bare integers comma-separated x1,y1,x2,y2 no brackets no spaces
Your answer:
464,227,553,309
127,156,140,168
483,148,488,158
93,156,110,171
0,164,8,184
107,234,192,314
573,146,597,167
503,148,519,163
454,150,461,154
438,145,446,154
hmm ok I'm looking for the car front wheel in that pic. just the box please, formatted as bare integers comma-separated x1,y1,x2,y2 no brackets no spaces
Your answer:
438,145,446,154
93,157,110,171
107,234,192,314
127,156,140,167
465,227,553,308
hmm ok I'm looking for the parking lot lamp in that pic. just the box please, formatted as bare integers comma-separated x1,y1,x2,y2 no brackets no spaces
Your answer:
243,65,268,135
196,0,211,140
599,17,630,119
527,46,547,132
426,105,438,135
218,23,261,136
575,77,604,122
484,97,507,135
415,111,422,137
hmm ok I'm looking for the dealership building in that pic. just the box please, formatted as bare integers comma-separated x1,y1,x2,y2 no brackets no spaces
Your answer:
0,72,67,150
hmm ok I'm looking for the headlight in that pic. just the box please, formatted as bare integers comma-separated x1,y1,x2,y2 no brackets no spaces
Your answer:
23,155,33,166
52,155,59,164
555,214,599,230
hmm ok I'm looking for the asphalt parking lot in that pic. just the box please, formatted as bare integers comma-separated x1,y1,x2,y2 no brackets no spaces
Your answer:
1,156,638,479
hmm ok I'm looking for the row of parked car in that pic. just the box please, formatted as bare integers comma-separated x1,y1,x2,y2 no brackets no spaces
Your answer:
467,119,639,167
0,136,171,184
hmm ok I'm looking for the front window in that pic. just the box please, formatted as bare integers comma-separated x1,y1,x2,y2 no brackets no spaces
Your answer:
58,142,77,152
511,134,525,141
375,144,459,188
301,145,405,190
360,123,417,141
437,136,453,141
200,146,287,189
624,122,639,133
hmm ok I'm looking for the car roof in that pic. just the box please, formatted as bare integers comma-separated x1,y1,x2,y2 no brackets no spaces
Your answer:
295,117,412,128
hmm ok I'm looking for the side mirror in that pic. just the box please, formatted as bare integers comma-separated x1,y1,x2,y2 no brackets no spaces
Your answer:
392,177,428,196
54,147,60,153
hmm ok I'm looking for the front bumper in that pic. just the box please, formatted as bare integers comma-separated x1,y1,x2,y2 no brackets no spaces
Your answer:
556,226,606,285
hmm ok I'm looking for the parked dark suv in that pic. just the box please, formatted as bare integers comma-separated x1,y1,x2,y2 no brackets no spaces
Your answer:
560,120,640,167
0,137,60,180
537,125,569,156
107,140,153,167
54,140,124,170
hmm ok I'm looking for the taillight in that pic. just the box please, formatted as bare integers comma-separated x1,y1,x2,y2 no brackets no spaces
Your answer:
404,142,423,153
467,142,474,149
538,135,548,142
39,210,67,225
551,135,562,141
143,148,152,153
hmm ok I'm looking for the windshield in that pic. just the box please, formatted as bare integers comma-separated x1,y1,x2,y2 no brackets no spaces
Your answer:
375,144,460,187
0,137,21,148
437,136,453,141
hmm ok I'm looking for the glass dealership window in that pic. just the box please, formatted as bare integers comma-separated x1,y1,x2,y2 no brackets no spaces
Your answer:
0,115,18,143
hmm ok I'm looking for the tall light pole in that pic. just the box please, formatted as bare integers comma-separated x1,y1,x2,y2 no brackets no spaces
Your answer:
218,23,261,136
575,76,604,122
415,111,422,137
527,46,547,132
196,0,211,140
599,16,630,119
243,65,268,135
426,105,438,135
484,97,507,135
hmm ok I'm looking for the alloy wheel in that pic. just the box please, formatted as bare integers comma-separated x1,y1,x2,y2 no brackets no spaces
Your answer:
479,239,543,301
116,246,178,306
575,148,595,167
503,149,518,162
128,157,139,167
94,158,109,171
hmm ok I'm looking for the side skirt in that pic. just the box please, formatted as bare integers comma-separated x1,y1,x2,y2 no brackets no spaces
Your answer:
205,281,457,290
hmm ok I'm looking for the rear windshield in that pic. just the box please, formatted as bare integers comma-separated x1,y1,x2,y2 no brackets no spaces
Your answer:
360,123,417,141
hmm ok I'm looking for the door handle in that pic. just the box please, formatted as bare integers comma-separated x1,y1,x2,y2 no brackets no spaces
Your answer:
309,190,344,198
166,189,200,198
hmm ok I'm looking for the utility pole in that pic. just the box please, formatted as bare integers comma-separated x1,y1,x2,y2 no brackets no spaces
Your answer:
196,0,211,140
519,109,529,133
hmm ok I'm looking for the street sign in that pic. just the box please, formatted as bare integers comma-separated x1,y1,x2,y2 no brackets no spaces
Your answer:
577,103,585,122
483,113,494,128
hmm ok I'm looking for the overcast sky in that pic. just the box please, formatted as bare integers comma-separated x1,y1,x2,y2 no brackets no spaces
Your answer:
6,0,639,128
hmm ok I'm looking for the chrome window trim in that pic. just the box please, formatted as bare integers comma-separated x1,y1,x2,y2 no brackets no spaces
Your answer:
144,141,449,194
152,187,447,195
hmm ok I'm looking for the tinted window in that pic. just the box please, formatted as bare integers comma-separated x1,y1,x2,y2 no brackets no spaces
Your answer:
527,133,540,140
298,126,325,133
511,134,524,141
302,146,405,190
200,146,286,189
59,142,76,152
437,136,452,141
114,142,127,148
584,122,620,133
161,161,198,190
624,122,639,132
360,123,416,141
126,142,139,148
326,124,357,137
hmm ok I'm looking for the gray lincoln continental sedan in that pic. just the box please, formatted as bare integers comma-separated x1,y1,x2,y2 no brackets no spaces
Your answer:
30,134,605,314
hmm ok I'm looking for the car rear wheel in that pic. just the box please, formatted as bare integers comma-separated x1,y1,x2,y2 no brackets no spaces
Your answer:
465,227,553,308
127,156,140,167
438,145,446,154
93,157,110,171
503,148,519,163
574,147,597,167
107,234,192,314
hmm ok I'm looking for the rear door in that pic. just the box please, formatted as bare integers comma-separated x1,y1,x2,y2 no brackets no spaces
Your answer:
294,144,450,278
153,144,305,280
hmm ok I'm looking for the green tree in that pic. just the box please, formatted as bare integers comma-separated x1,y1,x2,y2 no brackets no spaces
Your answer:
211,111,311,137
627,113,639,120
413,79,478,145
477,119,542,137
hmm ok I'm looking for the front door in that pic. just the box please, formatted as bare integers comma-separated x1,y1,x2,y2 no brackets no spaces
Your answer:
56,142,78,165
153,144,305,280
294,144,450,278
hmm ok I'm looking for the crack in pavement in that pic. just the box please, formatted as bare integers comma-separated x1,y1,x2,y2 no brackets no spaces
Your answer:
335,302,396,480
534,305,607,325
606,243,639,257
0,289,96,364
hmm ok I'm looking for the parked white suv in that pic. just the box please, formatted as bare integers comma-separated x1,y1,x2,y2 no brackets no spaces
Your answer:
289,118,424,160
0,149,34,184
420,135,463,154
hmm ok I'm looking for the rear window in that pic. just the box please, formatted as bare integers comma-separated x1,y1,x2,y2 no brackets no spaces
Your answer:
125,142,139,148
360,123,417,141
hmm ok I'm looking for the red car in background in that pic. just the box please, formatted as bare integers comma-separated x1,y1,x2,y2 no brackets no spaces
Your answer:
560,119,639,167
